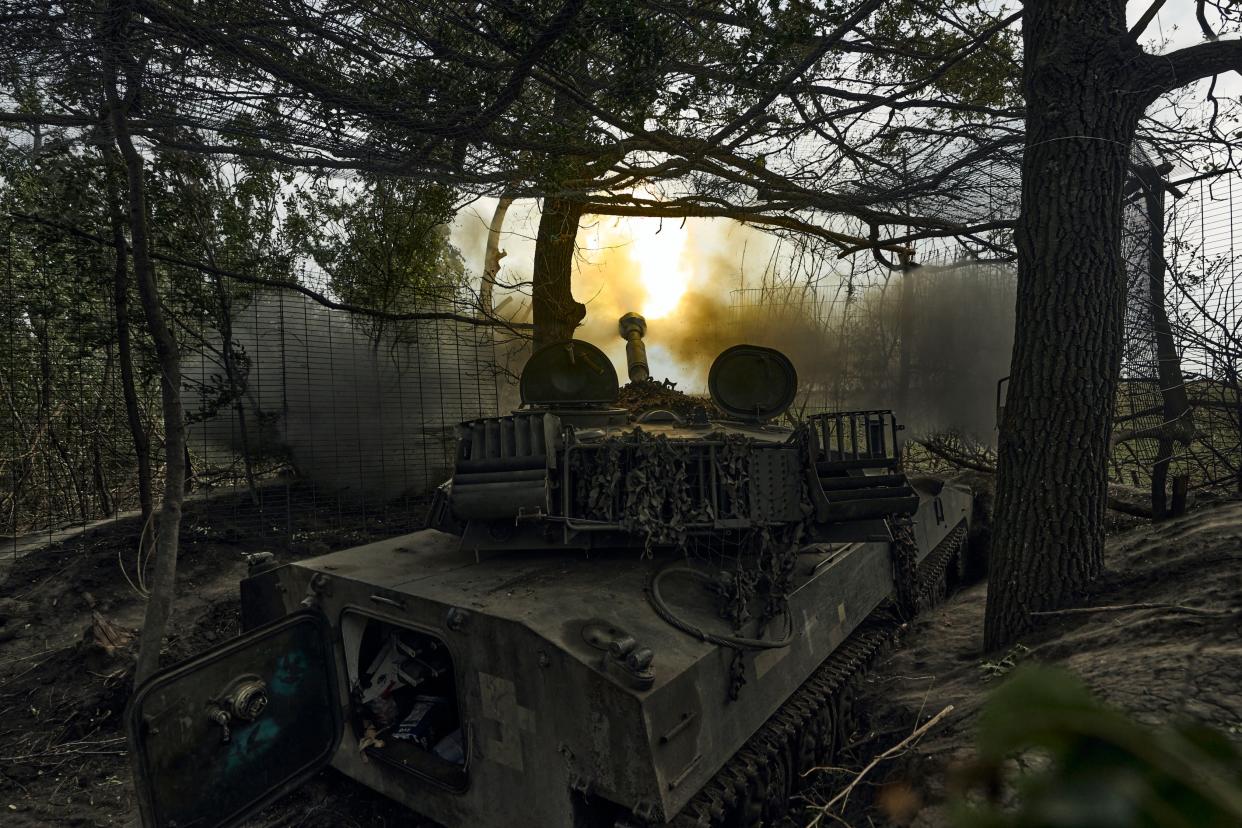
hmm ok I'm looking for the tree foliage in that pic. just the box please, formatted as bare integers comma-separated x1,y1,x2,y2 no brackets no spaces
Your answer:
4,0,1242,672
299,175,466,342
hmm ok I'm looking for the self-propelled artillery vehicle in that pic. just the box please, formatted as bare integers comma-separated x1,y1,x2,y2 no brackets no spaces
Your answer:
126,313,972,828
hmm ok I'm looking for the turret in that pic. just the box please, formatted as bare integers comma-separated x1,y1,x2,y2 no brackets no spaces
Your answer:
618,312,649,383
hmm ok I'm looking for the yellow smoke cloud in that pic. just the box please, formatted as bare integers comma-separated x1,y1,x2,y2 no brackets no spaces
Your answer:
572,215,779,391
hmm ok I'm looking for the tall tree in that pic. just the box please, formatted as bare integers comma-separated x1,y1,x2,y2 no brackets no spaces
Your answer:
985,0,1242,647
104,147,154,539
3,0,955,339
102,0,188,683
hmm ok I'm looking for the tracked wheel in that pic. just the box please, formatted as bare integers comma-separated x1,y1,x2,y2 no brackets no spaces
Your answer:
759,738,793,824
664,523,969,828
812,694,840,767
834,677,863,765
791,718,819,792
945,528,970,593
729,753,767,828
915,522,970,614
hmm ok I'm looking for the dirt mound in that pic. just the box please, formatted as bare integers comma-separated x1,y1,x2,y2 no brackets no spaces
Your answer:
828,499,1242,826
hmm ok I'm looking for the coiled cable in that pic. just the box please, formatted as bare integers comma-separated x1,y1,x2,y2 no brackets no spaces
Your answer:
646,563,794,650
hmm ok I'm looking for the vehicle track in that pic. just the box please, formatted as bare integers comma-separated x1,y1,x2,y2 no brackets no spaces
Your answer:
663,521,970,828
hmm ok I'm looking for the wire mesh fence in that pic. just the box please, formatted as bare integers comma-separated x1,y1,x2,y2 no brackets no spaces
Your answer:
4,162,1240,552
2,245,500,552
727,160,1241,501
1164,174,1242,492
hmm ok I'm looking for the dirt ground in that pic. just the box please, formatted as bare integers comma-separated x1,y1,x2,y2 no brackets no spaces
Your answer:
825,495,1242,827
0,496,428,828
2,489,1239,827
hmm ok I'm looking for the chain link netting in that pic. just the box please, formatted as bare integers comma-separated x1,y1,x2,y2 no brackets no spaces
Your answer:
1,247,499,551
727,159,1242,501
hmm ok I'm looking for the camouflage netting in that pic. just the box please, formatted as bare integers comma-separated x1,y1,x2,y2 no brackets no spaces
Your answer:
616,379,720,420
569,425,814,696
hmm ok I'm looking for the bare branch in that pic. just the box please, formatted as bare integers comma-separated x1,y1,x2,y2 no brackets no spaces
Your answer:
1129,0,1169,40
1196,0,1219,41
581,198,910,253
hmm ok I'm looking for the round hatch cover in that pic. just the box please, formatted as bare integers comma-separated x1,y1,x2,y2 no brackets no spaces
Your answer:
708,344,798,421
521,340,619,406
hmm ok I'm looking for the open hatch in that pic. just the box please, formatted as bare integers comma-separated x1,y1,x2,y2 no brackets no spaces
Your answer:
341,613,468,790
127,610,343,828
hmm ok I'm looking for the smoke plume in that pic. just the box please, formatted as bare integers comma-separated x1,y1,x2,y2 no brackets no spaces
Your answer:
185,293,497,500
568,216,1014,440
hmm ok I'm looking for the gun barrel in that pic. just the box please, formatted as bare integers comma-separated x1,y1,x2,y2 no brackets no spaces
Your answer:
618,312,649,383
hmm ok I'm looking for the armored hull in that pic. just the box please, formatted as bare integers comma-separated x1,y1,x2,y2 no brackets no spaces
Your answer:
125,328,974,828
234,483,967,827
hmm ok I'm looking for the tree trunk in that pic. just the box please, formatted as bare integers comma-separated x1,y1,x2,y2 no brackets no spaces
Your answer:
480,196,513,314
985,0,1143,650
1140,167,1192,517
104,146,154,533
896,255,916,422
532,197,585,348
1150,442,1171,520
104,8,187,683
90,347,115,516
210,260,259,505
1231,364,1242,493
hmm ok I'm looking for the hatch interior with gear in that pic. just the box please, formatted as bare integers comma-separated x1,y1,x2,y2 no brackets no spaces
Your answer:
342,613,467,788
